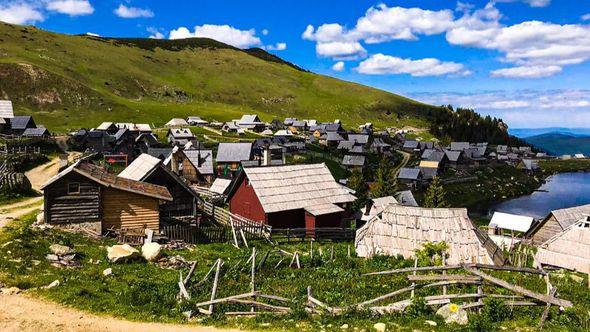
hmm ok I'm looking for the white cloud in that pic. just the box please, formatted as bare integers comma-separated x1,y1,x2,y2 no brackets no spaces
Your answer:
85,32,99,37
331,61,345,72
0,2,44,24
356,54,469,77
265,42,286,51
490,65,562,78
147,27,164,39
582,13,590,21
262,29,269,36
409,89,590,128
46,0,94,16
169,24,262,49
316,41,367,60
496,0,551,8
114,4,154,18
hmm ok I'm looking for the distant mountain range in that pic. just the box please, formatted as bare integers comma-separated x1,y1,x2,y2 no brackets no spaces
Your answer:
510,127,590,138
519,132,590,156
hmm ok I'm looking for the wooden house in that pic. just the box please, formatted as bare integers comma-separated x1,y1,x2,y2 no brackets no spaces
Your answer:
526,204,590,245
22,127,50,138
226,163,356,229
215,142,253,178
167,128,195,147
402,140,420,152
165,118,189,127
236,114,265,132
171,148,214,185
41,161,172,234
342,155,366,170
9,116,36,136
96,122,119,134
0,100,14,133
187,116,208,126
534,217,590,274
355,205,505,265
118,154,200,219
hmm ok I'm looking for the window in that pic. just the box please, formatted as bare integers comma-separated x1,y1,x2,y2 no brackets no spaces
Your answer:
67,182,80,194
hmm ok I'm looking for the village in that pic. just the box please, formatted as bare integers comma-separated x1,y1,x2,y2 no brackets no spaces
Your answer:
1,97,590,332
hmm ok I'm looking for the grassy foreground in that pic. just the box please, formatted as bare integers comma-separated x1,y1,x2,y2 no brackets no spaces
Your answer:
1,213,589,331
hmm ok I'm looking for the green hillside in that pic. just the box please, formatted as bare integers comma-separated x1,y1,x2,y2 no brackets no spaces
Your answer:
0,22,438,132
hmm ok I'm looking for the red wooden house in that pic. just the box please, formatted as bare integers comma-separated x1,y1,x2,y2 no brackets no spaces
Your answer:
226,163,356,230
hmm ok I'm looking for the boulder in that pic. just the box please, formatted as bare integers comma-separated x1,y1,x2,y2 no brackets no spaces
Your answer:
436,303,468,325
1,287,21,295
106,244,140,263
373,322,387,332
141,242,162,262
49,244,73,256
102,268,113,276
43,280,60,289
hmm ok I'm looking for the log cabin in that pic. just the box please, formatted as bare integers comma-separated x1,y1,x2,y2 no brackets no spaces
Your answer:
170,148,214,185
41,161,172,234
225,163,356,229
118,153,201,219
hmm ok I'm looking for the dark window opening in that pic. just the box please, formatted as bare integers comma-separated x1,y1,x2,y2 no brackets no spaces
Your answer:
67,182,80,194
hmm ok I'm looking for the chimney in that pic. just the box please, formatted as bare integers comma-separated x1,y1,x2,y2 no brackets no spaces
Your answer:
263,143,271,166
364,199,374,216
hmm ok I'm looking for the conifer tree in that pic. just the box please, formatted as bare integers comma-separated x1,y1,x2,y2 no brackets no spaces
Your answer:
423,176,449,208
348,168,368,211
371,157,397,198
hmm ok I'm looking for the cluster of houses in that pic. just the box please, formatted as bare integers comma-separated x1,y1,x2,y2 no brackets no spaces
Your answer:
0,100,51,138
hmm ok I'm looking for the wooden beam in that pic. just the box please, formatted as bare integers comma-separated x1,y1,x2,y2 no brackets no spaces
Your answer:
228,299,290,312
208,259,222,313
363,265,462,276
407,274,481,282
464,267,572,308
195,292,255,307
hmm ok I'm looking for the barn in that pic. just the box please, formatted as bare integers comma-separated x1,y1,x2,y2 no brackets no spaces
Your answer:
118,154,201,219
226,163,356,229
41,161,172,234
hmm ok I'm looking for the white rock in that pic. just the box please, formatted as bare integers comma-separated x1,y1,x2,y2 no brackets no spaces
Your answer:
436,303,468,325
102,268,112,276
44,280,60,289
141,242,162,262
36,212,44,224
373,323,386,332
49,244,73,256
106,244,140,263
341,324,349,329
1,287,21,295
425,320,437,326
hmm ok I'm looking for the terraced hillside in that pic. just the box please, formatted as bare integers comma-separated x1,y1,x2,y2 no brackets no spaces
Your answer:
0,22,438,132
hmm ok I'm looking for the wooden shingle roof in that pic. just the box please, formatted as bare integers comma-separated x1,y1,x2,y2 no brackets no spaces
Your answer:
0,100,14,118
235,163,356,214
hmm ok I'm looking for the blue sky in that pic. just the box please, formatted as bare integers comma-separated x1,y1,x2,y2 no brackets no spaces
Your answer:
1,0,590,128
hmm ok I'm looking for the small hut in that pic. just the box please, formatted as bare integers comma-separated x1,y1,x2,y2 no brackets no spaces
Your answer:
355,205,504,265
526,204,590,245
534,217,590,274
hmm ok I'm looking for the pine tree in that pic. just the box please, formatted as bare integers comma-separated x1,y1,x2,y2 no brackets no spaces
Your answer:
423,176,449,208
371,157,397,198
348,168,368,211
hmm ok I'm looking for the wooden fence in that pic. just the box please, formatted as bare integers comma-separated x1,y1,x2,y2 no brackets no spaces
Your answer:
0,145,41,155
161,225,230,244
201,201,271,240
271,227,356,243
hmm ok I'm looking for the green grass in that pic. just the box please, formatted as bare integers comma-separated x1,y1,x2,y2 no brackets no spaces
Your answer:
0,22,438,133
2,213,589,331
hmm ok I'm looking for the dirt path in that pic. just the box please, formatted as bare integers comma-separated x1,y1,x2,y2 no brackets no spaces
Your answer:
0,293,239,332
394,151,411,177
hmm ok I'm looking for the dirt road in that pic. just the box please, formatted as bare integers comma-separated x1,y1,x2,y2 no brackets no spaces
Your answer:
0,293,239,332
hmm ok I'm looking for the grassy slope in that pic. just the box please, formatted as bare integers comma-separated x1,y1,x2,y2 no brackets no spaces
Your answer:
0,22,437,133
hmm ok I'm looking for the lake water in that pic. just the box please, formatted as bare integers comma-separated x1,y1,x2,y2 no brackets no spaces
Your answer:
491,172,590,219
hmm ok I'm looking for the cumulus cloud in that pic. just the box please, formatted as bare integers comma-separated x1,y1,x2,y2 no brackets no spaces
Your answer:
0,2,44,24
332,61,345,72
114,4,154,18
490,65,562,78
264,42,287,51
262,29,269,36
582,13,590,21
46,0,94,16
409,89,590,128
316,41,367,60
356,54,470,77
147,27,164,39
169,24,262,49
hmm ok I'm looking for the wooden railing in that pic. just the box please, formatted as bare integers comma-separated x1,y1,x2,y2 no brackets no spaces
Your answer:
161,225,229,244
0,145,41,155
271,227,356,243
201,201,271,240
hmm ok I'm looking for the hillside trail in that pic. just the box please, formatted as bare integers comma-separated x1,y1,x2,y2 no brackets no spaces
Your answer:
394,151,411,177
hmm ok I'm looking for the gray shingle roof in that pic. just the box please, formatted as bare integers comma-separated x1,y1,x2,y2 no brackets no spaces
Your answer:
147,148,174,160
22,127,49,137
398,168,421,180
347,134,369,145
444,149,463,162
342,155,366,166
324,132,344,142
238,163,356,213
118,153,161,181
168,128,194,139
403,140,419,149
450,142,470,151
216,142,253,163
184,149,214,175
0,100,14,118
10,116,34,130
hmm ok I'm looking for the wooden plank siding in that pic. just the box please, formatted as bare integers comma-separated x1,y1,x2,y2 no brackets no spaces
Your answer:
44,172,101,224
143,167,195,218
530,215,565,245
102,187,161,231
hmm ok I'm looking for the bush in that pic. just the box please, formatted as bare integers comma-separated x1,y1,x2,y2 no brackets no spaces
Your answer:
482,297,511,322
405,296,430,317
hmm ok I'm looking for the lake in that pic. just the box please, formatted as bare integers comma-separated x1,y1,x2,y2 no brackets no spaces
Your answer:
491,172,590,219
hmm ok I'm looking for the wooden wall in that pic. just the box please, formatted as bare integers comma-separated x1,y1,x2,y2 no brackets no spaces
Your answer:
530,215,564,245
229,176,266,223
102,187,160,231
44,172,101,224
145,167,195,218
